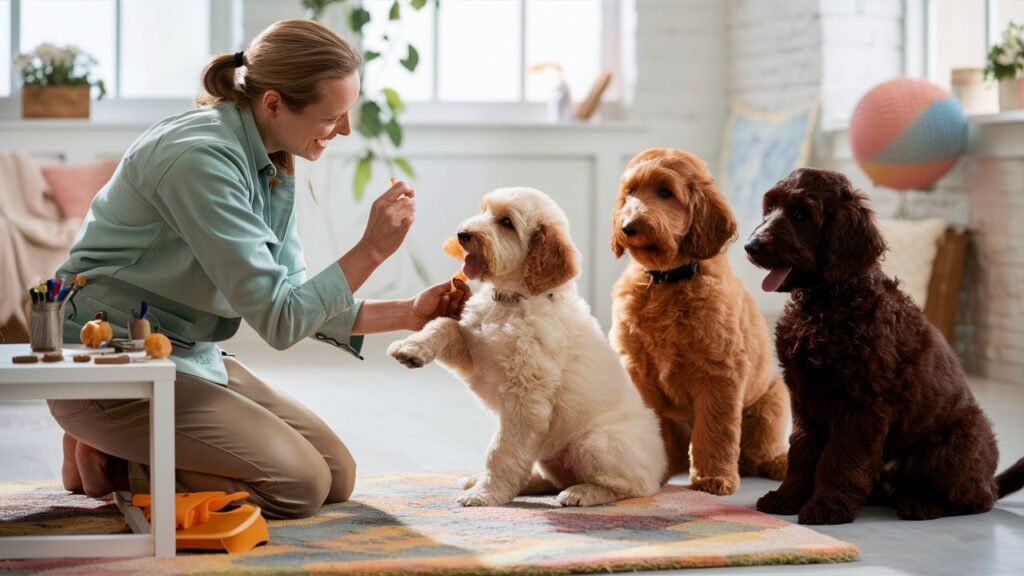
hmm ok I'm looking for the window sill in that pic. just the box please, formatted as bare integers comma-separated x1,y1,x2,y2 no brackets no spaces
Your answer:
967,109,1024,125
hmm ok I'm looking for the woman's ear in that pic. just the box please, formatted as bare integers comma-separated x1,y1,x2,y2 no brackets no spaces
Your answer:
523,223,580,295
681,179,738,260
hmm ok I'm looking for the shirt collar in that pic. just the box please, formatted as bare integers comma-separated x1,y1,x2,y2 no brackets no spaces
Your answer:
227,101,276,178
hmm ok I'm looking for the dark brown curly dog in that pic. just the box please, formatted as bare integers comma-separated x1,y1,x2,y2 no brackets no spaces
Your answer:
744,167,1024,524
610,148,789,496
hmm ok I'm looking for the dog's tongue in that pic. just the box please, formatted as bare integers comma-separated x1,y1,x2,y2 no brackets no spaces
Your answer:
762,268,792,292
463,254,486,279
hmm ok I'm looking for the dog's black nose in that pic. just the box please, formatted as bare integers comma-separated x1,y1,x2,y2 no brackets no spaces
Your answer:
744,237,761,255
457,231,472,243
622,224,637,237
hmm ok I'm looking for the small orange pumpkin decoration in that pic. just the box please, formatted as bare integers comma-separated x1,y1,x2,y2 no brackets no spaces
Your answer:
144,333,172,359
80,312,112,348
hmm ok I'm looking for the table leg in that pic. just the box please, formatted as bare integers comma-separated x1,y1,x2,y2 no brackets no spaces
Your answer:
150,378,175,557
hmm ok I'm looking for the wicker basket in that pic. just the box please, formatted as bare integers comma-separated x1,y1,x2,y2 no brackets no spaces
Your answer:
21,85,91,119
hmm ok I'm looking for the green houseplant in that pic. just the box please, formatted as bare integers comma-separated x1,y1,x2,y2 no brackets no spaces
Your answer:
303,0,427,201
14,43,107,119
984,21,1024,110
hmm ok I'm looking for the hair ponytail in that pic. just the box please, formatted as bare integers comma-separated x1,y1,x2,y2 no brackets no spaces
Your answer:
196,54,245,107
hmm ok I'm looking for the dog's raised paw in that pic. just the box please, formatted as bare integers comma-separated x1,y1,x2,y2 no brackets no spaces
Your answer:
387,340,433,368
689,475,739,496
798,499,857,525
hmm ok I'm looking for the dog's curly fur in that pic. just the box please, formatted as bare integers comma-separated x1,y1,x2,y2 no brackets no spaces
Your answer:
609,148,789,496
388,187,667,508
744,167,1024,524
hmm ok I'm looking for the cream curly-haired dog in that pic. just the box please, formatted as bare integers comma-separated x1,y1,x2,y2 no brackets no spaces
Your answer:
610,148,789,496
388,187,666,507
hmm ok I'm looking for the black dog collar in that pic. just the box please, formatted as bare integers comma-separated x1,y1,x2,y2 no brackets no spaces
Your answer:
646,260,702,284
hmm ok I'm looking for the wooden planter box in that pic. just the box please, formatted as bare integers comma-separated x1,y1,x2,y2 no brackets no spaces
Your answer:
21,85,91,119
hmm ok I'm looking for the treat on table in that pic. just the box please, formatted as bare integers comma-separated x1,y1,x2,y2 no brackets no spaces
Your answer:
12,355,39,364
72,354,91,363
41,351,63,363
95,354,130,365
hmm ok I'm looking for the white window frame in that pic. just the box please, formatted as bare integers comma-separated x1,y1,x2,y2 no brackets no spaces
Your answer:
906,0,1004,83
1,0,242,120
2,0,631,124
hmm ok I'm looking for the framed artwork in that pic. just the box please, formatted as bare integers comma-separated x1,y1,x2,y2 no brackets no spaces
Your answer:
718,100,819,316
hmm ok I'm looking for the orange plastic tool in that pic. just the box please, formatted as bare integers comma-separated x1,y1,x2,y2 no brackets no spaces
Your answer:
175,504,269,554
130,491,268,553
132,491,248,529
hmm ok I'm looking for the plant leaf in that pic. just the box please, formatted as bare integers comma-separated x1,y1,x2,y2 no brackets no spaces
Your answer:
389,0,400,20
363,50,381,63
384,117,402,147
394,157,416,178
411,0,427,9
349,7,371,34
356,100,382,138
382,88,404,112
353,155,372,202
400,44,420,72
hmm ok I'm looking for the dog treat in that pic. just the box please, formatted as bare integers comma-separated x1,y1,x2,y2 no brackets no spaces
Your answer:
41,351,64,362
95,354,130,365
73,354,91,363
441,236,472,319
12,355,39,364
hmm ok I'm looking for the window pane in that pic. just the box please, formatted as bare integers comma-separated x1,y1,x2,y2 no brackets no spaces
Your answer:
525,0,601,103
20,0,116,93
362,0,435,101
121,0,210,97
0,0,9,96
994,0,1024,43
438,0,521,102
934,0,986,89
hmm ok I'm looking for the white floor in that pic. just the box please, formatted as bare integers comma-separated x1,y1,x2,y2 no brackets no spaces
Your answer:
2,327,1023,576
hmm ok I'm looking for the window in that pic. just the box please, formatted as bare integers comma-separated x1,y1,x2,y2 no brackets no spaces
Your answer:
361,0,625,107
926,0,1024,90
5,0,230,99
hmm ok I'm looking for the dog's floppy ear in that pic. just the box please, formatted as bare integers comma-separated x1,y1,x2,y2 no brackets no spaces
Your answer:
611,235,625,259
681,179,738,260
823,188,887,283
524,223,580,294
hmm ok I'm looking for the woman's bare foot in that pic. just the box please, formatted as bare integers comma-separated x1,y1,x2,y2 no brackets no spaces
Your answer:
61,433,84,494
75,441,129,497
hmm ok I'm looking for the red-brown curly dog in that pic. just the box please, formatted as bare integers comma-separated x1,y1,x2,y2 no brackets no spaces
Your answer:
609,148,789,496
745,167,1024,524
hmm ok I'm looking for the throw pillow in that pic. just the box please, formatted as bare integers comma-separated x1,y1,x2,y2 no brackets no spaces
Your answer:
41,159,118,219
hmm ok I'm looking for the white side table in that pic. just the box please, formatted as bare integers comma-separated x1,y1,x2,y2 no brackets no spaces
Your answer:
0,344,176,558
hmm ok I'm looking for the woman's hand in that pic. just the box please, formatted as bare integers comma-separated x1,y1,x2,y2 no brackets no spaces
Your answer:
357,181,415,264
409,279,471,331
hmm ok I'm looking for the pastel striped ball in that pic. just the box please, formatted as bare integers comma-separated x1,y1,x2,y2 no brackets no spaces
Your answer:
849,77,968,191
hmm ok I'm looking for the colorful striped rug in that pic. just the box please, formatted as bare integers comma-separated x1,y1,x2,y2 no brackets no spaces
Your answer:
0,473,857,574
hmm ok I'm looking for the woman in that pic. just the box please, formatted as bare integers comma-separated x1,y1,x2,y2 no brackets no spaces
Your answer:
50,19,458,518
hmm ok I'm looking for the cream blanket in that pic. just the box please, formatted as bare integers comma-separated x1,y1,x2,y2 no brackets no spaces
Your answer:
0,151,82,329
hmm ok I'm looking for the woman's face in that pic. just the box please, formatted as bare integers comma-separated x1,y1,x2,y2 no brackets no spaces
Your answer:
271,74,360,161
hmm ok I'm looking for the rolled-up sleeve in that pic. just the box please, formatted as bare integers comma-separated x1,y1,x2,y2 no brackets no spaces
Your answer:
150,145,363,355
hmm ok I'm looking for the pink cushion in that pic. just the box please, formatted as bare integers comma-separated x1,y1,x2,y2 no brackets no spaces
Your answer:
41,159,118,219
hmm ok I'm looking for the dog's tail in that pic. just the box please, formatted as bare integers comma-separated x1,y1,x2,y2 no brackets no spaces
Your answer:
996,457,1024,498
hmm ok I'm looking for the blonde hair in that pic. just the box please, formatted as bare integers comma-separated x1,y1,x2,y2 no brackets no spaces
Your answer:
197,19,361,174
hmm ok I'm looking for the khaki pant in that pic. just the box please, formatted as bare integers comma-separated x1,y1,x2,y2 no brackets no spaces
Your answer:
48,356,355,519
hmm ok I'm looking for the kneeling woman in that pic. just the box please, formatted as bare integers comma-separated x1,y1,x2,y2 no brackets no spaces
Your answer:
50,19,454,518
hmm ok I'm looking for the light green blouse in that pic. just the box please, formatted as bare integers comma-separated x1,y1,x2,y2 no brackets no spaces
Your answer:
58,101,363,384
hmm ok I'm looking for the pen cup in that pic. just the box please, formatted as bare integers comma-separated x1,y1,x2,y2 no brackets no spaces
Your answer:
29,302,64,352
128,317,151,346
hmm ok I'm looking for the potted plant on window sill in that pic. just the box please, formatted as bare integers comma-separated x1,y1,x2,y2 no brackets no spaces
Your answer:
13,43,106,119
985,21,1024,111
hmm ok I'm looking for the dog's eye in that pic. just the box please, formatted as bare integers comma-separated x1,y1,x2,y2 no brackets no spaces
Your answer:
658,188,672,199
790,207,806,221
499,217,514,230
